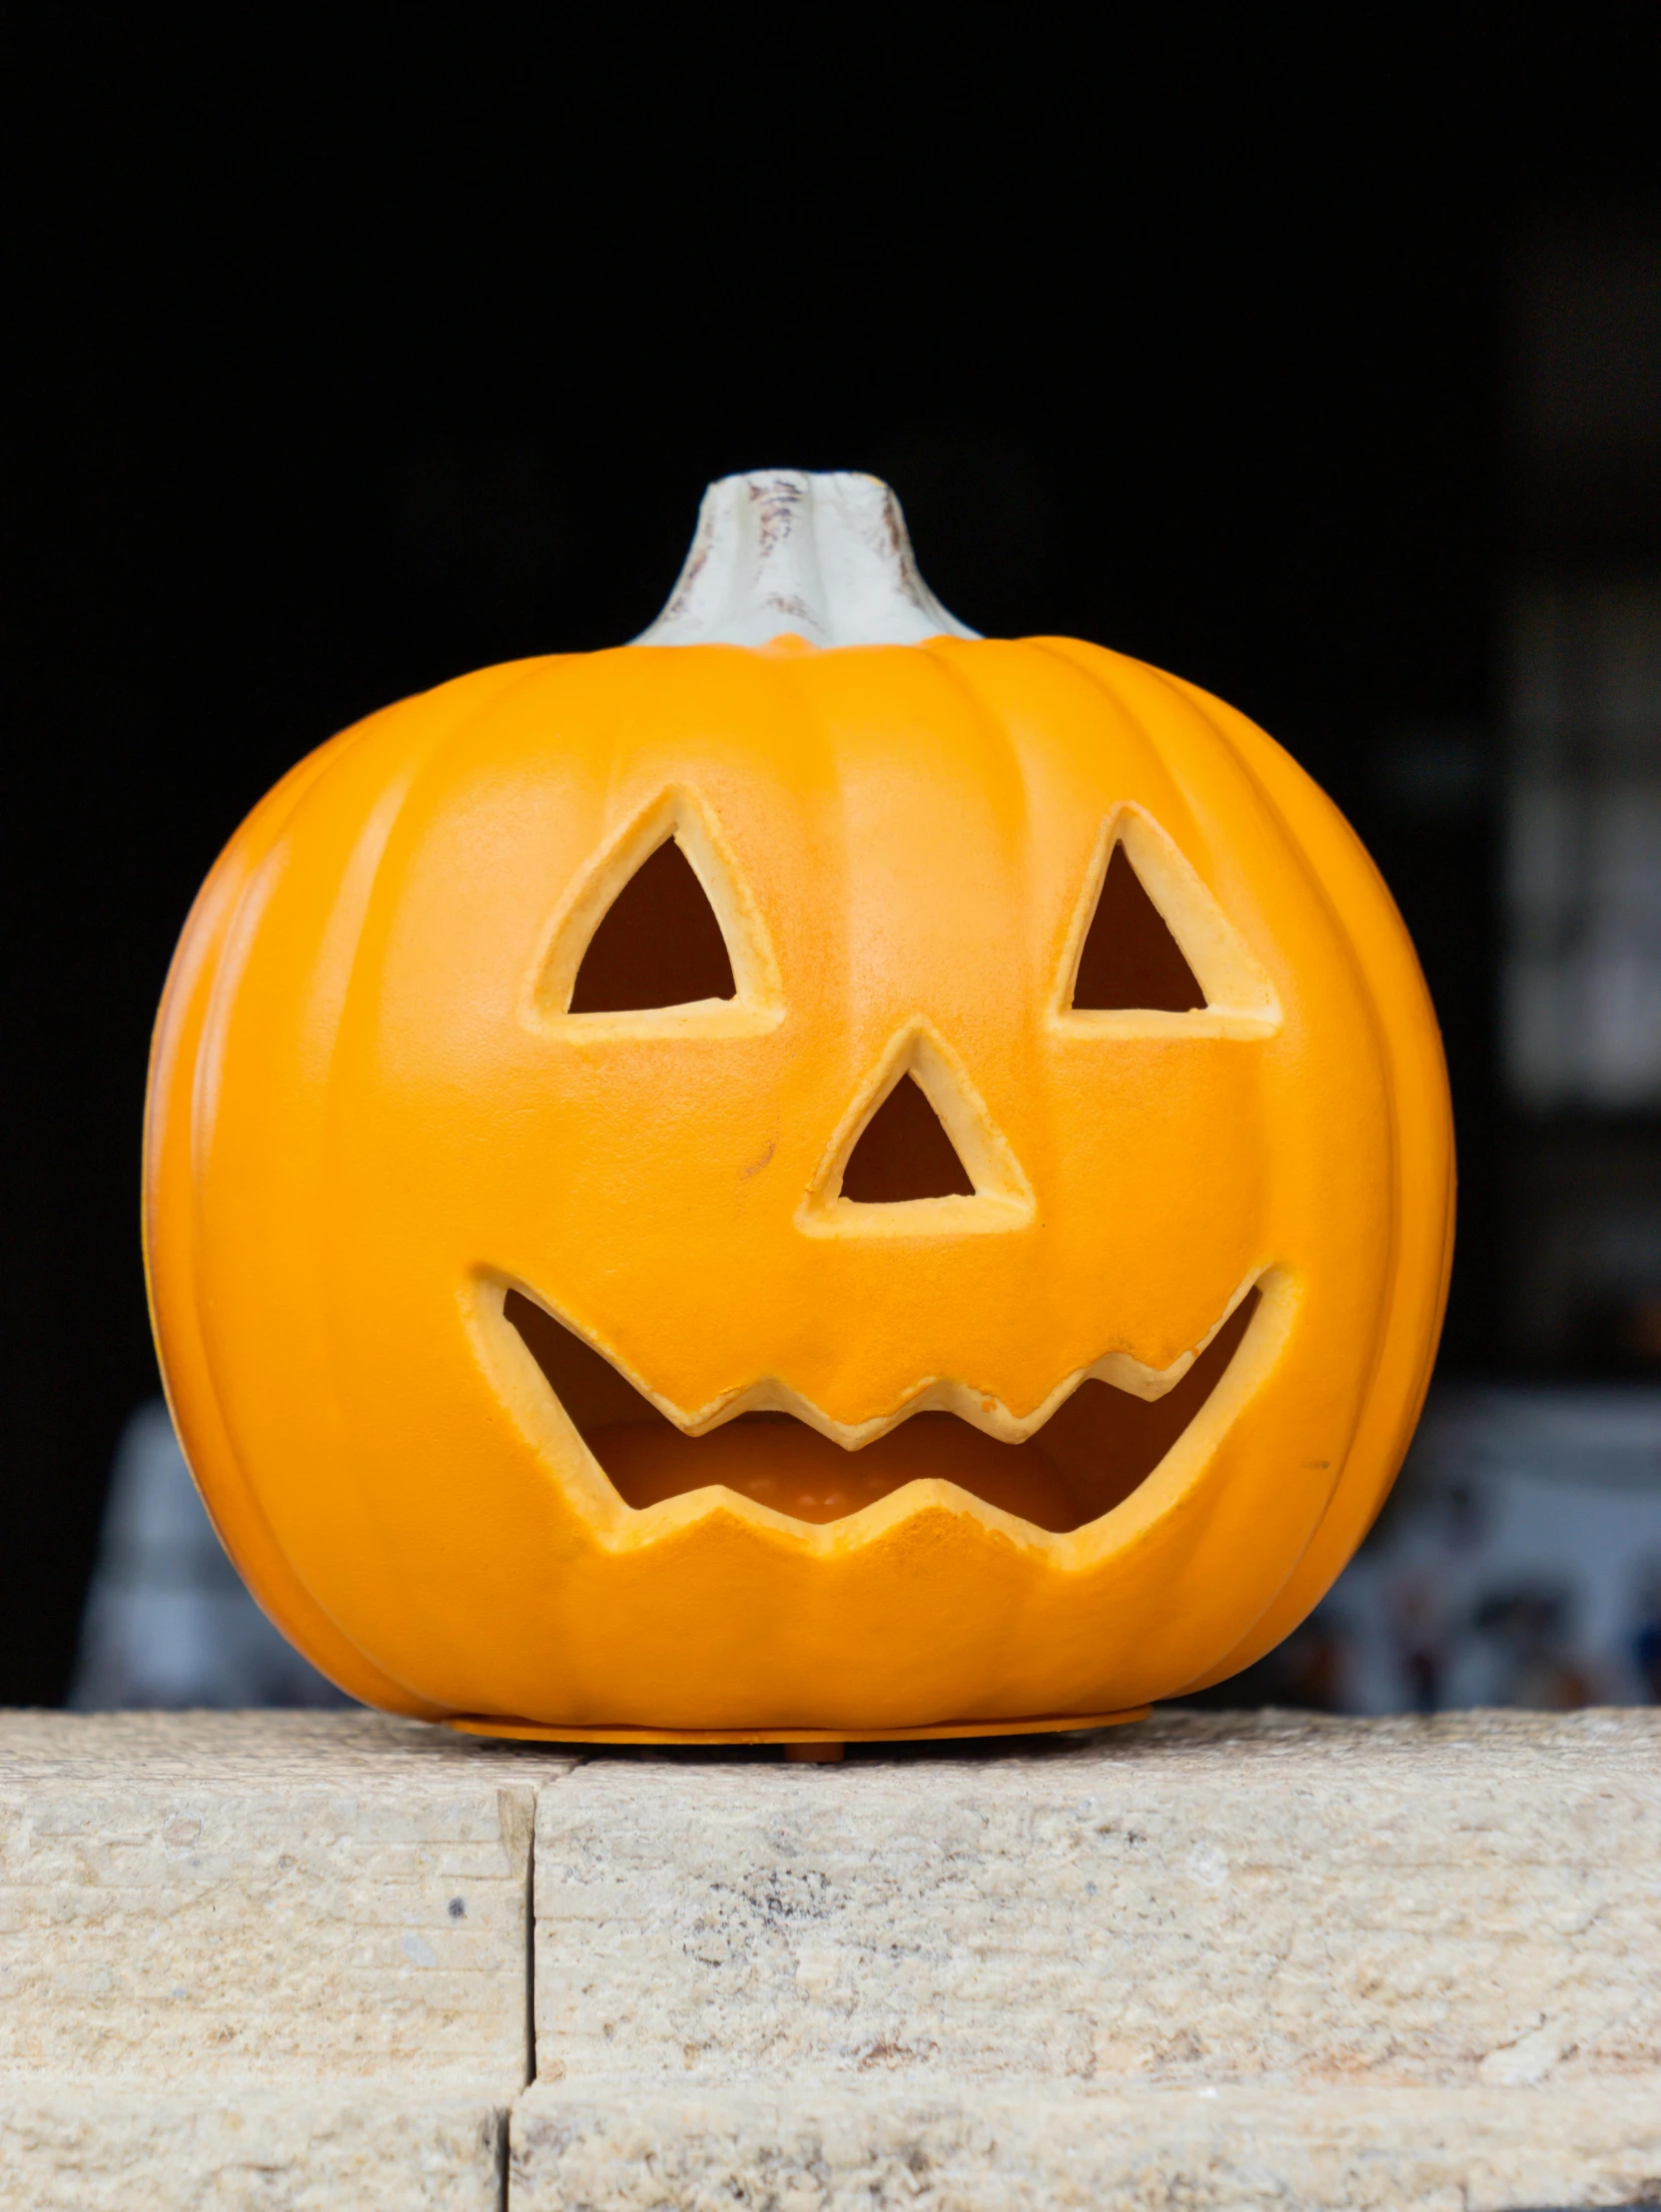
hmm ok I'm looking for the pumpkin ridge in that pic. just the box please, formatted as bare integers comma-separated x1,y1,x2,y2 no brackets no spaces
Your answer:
146,733,447,1716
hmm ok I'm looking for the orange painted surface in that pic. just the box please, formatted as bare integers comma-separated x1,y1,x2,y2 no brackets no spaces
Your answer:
144,635,1452,1732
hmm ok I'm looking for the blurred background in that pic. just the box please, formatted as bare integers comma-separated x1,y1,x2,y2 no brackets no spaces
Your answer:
4,16,1659,1714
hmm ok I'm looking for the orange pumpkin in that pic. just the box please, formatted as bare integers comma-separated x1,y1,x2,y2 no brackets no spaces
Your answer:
144,470,1452,1742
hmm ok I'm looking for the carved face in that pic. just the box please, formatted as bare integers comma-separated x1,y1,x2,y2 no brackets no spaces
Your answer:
147,632,1450,1737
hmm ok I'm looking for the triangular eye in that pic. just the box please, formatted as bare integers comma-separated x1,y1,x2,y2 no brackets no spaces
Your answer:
1071,844,1206,1013
569,838,737,1012
841,1075,976,1202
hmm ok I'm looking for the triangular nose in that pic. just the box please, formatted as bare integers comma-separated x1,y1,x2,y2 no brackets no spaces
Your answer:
797,1027,1036,1235
841,1073,975,1202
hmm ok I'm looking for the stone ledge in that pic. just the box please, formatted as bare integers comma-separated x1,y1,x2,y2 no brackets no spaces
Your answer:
0,2084,504,2212
3,1708,1658,2207
0,1710,576,2091
534,1709,1661,2091
510,2080,1661,2212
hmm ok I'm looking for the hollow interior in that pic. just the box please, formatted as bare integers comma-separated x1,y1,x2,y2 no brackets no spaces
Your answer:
1073,844,1206,1012
569,838,736,1011
504,1287,1260,1533
840,1075,976,1202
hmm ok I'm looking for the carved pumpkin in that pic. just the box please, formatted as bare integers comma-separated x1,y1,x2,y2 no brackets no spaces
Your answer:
144,470,1452,1741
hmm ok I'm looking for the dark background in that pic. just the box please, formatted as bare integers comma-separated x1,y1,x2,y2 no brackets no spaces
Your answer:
6,17,1659,1704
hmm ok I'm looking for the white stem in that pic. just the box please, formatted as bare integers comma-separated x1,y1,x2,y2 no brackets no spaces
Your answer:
633,470,979,649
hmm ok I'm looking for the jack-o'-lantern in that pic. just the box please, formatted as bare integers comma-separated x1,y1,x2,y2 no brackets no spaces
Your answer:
144,470,1452,1742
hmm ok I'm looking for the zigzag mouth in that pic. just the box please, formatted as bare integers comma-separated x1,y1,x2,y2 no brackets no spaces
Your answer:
502,1287,1261,1534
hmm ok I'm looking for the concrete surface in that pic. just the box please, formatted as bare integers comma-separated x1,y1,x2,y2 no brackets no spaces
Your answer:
0,1710,574,2093
4,1707,1659,2207
533,1710,1661,2090
511,2079,1661,2211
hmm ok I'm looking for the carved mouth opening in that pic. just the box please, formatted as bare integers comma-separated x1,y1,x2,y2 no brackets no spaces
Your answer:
503,1287,1260,1533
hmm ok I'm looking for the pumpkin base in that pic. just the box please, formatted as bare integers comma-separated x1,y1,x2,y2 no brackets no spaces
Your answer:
441,1707,1151,1746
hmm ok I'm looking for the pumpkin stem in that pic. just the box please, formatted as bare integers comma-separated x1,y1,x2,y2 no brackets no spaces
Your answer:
633,470,980,650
